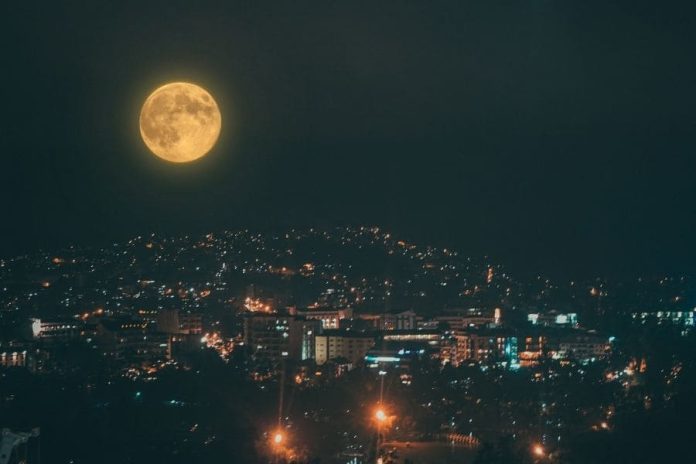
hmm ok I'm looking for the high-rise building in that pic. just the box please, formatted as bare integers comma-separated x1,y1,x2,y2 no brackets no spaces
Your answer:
315,330,375,366
244,314,324,365
243,314,293,365
288,318,322,361
157,309,202,334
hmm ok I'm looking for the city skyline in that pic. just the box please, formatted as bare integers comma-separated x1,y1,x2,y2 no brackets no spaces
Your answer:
2,2,696,463
1,225,694,463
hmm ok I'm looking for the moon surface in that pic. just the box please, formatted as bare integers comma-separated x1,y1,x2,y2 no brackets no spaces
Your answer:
139,82,221,163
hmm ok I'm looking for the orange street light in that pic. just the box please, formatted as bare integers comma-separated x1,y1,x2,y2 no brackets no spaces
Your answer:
375,408,387,422
273,432,283,445
533,443,545,458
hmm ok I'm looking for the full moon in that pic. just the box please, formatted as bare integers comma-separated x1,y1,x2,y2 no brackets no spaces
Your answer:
139,82,221,163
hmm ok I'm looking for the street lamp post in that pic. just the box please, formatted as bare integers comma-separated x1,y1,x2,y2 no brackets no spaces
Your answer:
532,443,546,462
374,406,388,463
271,430,284,464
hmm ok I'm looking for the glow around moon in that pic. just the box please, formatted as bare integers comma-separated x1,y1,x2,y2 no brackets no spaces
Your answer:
139,82,221,163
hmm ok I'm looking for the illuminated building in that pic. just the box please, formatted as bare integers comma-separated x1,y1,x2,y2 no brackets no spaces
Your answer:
289,307,353,329
527,311,578,327
518,333,547,366
97,319,171,364
244,314,293,365
30,318,82,342
0,351,27,368
434,308,496,331
631,310,695,328
557,333,611,361
441,329,518,367
382,330,440,345
416,319,440,330
365,331,443,370
356,310,417,330
243,296,276,313
244,314,323,364
315,330,375,365
516,328,610,364
439,338,458,366
364,342,430,371
381,310,417,330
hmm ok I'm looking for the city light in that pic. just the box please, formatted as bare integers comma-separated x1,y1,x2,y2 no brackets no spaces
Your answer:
2,0,695,447
533,443,545,457
2,226,693,463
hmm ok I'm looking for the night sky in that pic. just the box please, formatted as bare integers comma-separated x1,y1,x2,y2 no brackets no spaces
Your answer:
3,1,696,277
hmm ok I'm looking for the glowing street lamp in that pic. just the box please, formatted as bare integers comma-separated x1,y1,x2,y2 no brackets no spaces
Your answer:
269,430,286,464
373,406,389,463
533,443,545,458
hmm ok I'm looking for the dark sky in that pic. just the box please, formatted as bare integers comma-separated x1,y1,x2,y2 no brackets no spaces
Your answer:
2,1,696,277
